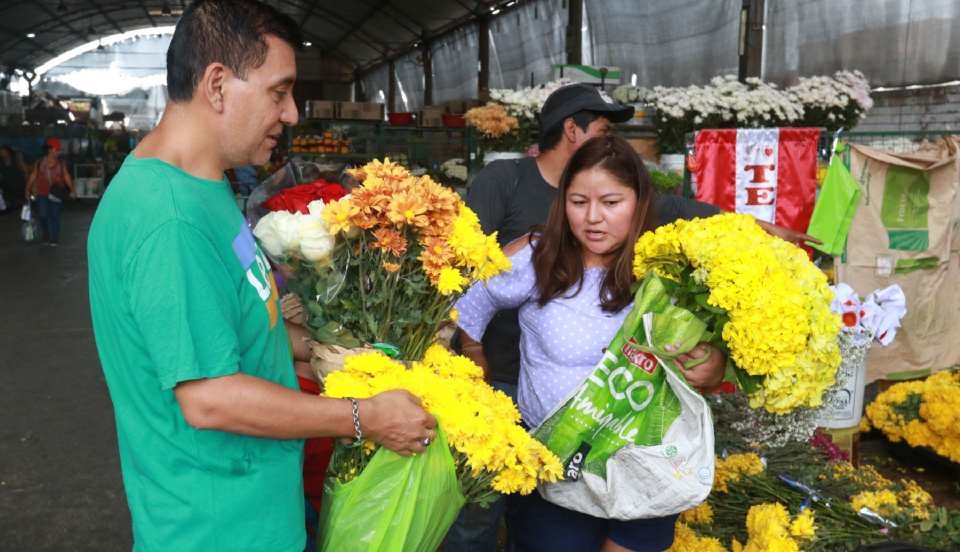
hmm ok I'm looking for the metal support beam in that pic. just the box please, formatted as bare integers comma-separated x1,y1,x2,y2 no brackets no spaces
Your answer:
387,59,396,112
566,0,583,65
0,25,58,58
332,0,389,47
477,15,489,100
89,0,125,35
354,72,364,101
278,0,389,57
382,2,423,38
138,0,159,28
422,38,433,106
738,0,764,81
34,1,89,42
298,0,320,31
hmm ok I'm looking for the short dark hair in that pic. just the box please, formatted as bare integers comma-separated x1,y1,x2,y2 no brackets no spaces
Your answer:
532,135,657,312
166,0,301,102
538,111,598,152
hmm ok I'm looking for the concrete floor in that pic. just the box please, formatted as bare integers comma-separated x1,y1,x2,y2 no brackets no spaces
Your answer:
0,202,131,551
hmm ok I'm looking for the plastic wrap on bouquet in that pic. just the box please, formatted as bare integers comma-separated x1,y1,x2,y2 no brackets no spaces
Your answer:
318,426,465,552
533,274,715,520
815,329,872,428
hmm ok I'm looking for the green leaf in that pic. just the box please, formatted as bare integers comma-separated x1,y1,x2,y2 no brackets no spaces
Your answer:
734,366,764,395
694,292,725,314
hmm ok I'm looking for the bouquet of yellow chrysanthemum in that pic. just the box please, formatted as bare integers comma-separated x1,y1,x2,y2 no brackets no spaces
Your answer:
257,158,510,363
318,345,562,552
865,369,960,463
632,213,842,413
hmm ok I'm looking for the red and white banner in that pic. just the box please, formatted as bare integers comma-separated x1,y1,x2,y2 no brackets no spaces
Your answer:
692,128,820,231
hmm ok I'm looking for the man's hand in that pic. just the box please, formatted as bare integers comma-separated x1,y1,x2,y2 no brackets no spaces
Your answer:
361,390,437,456
755,219,822,247
675,343,726,394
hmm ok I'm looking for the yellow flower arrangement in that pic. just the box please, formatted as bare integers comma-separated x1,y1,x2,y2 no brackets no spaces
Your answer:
324,345,563,503
667,522,728,552
632,213,841,413
680,502,715,525
737,502,811,552
301,158,510,359
713,452,766,493
851,489,899,517
866,370,960,463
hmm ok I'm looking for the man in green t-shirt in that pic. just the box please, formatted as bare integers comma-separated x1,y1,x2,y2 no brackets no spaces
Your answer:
87,2,436,551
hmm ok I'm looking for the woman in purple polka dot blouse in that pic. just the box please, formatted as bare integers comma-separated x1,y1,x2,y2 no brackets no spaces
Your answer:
455,136,726,552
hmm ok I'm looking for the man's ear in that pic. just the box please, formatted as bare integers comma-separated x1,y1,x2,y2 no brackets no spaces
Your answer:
562,117,579,144
199,63,229,113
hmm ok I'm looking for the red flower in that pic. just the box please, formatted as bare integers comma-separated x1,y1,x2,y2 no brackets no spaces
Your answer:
263,179,348,213
842,311,858,328
715,381,737,394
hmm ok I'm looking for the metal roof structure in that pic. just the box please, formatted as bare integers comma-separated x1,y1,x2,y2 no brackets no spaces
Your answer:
0,1,504,75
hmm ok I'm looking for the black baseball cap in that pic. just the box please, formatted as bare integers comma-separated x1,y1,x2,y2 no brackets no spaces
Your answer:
538,84,634,134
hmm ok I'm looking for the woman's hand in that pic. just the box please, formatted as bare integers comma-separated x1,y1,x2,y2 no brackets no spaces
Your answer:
755,219,821,247
674,342,726,394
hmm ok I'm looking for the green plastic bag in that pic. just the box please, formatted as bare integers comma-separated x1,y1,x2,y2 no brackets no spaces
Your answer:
534,274,707,479
318,425,465,552
806,148,861,256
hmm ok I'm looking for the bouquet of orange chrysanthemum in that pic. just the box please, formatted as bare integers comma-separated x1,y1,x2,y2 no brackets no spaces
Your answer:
318,345,561,552
255,158,510,364
464,103,530,152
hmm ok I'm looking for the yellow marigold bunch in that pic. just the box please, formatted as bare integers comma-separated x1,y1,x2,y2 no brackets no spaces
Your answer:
899,479,933,521
633,213,841,413
713,452,765,492
324,345,562,502
734,503,805,552
789,509,816,540
828,461,892,490
667,523,728,552
464,103,519,138
679,502,714,525
851,489,899,516
866,370,960,463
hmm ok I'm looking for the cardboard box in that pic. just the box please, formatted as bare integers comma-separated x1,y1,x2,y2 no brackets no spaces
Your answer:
339,101,383,121
419,106,446,127
304,100,336,119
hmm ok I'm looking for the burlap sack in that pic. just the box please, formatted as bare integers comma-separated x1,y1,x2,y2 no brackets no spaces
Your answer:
836,140,960,382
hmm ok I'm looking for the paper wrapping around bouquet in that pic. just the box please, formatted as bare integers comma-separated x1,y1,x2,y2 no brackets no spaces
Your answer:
310,341,374,381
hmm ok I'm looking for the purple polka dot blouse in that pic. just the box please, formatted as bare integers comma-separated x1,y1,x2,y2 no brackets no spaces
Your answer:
455,243,629,427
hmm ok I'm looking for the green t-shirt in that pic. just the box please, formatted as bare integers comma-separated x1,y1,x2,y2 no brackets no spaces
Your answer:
88,154,304,552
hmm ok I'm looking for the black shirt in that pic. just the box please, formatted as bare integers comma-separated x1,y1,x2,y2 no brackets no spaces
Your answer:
464,157,720,384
